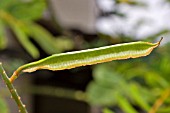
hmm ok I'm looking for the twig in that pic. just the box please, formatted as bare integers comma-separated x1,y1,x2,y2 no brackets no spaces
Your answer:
0,63,28,113
9,66,23,83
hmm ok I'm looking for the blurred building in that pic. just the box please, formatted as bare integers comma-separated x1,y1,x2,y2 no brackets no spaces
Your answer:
50,0,99,34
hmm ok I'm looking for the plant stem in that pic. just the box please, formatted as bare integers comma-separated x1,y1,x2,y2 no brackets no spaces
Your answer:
9,67,23,83
0,63,28,113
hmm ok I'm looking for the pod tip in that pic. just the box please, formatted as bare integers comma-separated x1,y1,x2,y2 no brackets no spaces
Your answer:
158,37,163,46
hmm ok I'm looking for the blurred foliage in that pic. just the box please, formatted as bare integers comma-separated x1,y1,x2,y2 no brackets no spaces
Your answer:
0,0,74,112
103,108,115,113
0,96,9,113
85,1,170,112
0,0,170,113
86,42,170,113
88,1,170,110
0,0,74,58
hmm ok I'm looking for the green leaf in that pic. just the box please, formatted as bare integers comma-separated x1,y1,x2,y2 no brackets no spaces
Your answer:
130,84,150,110
117,95,138,113
10,39,161,82
92,63,123,87
0,9,40,58
55,36,74,52
10,23,39,58
7,0,46,21
86,63,126,106
23,23,73,54
86,82,118,105
103,108,115,113
0,0,14,10
0,19,7,49
27,23,61,54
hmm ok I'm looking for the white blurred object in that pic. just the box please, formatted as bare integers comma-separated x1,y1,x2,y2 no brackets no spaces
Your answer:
97,0,170,42
97,0,115,12
50,0,99,33
49,0,170,43
117,0,170,39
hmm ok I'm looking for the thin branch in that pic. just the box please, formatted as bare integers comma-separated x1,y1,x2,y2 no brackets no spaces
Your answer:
0,63,28,113
9,66,23,83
